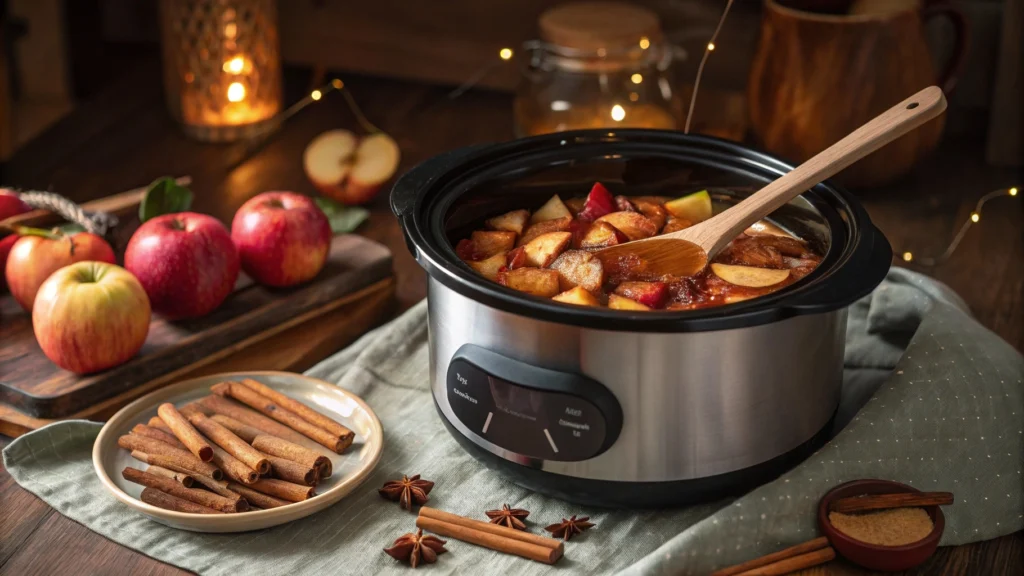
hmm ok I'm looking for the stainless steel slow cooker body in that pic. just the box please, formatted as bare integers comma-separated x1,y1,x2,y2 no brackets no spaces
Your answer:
392,130,891,507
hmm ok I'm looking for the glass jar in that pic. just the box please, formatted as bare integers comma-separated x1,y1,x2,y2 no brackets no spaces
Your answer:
513,2,684,137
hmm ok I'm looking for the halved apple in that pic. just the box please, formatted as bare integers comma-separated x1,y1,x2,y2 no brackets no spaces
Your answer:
552,286,601,307
665,190,712,223
522,231,571,267
518,216,572,246
486,209,530,235
498,268,560,298
530,195,572,224
608,293,650,310
303,130,401,205
595,211,658,241
579,221,628,249
710,263,790,287
550,250,604,292
467,252,507,281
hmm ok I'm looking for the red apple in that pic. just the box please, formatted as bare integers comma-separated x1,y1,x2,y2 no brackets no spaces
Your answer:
303,129,400,205
124,212,239,320
5,230,116,312
0,235,18,291
33,261,150,374
0,189,31,221
577,182,615,222
231,191,332,287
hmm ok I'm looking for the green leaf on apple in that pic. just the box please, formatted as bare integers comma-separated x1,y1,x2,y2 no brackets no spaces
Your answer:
314,197,370,234
57,222,86,235
140,177,194,223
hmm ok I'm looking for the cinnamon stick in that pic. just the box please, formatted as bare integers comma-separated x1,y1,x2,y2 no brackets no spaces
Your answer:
239,378,354,442
146,465,194,487
118,435,221,479
265,455,318,486
711,537,830,576
213,382,349,453
130,423,187,450
189,413,270,474
122,467,246,512
140,487,223,514
209,414,263,443
227,482,291,510
209,443,259,485
251,434,332,479
178,401,211,418
830,492,954,514
248,478,315,502
197,394,313,446
157,403,213,462
148,417,174,435
416,516,562,565
732,547,835,576
418,507,563,551
191,474,243,501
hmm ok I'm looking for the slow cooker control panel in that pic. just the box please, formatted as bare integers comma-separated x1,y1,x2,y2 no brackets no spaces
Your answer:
445,345,622,462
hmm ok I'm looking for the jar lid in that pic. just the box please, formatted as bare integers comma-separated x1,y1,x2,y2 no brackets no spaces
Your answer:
539,1,663,53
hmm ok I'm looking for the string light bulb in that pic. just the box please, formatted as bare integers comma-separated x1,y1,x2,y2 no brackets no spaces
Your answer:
227,82,246,102
611,104,626,121
898,186,1018,266
970,212,980,223
311,90,322,101
902,252,914,262
707,42,716,51
331,79,343,89
631,73,643,84
1010,187,1018,197
223,56,245,74
639,36,650,49
499,48,513,60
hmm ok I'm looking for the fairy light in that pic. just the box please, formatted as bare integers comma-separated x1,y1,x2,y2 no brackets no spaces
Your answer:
611,104,626,122
631,73,643,84
499,48,514,60
684,0,735,133
707,42,716,51
226,82,246,102
311,90,322,101
898,186,1018,266
223,56,245,74
639,36,650,49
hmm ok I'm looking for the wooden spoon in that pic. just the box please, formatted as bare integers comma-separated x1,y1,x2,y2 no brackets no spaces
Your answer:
595,86,947,278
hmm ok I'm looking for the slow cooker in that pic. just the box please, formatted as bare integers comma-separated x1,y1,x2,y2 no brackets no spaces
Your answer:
391,130,891,507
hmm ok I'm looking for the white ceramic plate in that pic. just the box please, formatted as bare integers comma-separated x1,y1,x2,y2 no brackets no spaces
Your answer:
93,371,383,532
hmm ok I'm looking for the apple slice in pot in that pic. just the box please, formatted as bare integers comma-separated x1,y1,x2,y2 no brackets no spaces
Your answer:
710,263,790,288
303,130,401,206
552,286,601,307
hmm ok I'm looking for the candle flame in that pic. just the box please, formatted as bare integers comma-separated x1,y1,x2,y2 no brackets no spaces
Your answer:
611,104,626,122
227,82,246,102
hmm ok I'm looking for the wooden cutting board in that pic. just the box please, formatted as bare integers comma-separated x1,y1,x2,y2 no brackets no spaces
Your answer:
0,233,395,425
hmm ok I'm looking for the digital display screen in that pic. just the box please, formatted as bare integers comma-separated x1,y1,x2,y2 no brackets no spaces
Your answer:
488,376,544,422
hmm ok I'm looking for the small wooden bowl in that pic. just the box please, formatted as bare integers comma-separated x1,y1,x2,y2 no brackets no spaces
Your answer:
818,479,944,572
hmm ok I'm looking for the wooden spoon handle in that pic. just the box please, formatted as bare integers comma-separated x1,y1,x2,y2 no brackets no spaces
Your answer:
692,86,946,257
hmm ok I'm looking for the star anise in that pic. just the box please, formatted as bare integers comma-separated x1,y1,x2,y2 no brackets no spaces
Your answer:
485,503,530,530
544,515,595,541
384,529,448,568
378,474,434,510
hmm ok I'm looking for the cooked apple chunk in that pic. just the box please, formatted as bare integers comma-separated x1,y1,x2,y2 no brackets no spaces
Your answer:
523,231,571,267
710,263,790,287
661,216,693,234
506,246,528,269
608,293,651,310
467,230,516,259
613,281,668,308
632,198,667,232
579,221,628,249
498,268,560,298
550,250,604,292
595,211,658,241
530,195,572,224
518,216,572,246
467,252,507,281
664,190,712,223
486,209,530,235
564,196,586,215
552,286,601,307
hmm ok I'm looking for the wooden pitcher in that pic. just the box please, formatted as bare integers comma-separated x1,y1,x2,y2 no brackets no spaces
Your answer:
747,0,968,188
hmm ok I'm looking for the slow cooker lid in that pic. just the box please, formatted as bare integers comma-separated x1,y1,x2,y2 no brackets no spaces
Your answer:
393,129,891,332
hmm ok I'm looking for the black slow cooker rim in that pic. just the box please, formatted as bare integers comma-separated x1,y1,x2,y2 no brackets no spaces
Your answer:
392,129,892,333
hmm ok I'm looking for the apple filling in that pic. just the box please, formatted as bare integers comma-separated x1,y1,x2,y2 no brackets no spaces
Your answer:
455,183,824,310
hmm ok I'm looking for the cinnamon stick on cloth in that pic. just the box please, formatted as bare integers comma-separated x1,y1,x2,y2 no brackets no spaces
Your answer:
157,403,213,462
711,537,830,576
188,413,270,474
238,378,354,441
416,508,563,565
117,435,221,479
122,467,246,512
140,487,223,514
212,382,351,453
251,434,332,478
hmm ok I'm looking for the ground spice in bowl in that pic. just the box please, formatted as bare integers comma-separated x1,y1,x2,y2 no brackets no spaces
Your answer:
828,507,934,546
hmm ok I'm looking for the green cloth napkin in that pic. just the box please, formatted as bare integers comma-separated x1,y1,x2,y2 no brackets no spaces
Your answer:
4,269,1022,575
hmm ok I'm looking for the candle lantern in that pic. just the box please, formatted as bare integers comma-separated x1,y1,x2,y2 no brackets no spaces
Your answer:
513,1,684,137
159,0,282,142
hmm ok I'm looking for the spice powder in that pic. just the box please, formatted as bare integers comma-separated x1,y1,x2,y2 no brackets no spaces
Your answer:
829,508,934,546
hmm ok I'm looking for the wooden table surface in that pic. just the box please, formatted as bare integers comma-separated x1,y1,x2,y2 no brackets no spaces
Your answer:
0,62,1021,575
